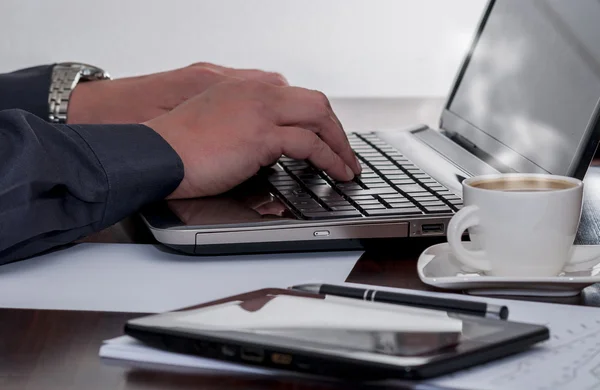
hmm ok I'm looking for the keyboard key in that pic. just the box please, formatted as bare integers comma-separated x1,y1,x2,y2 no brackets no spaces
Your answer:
359,204,387,210
429,185,448,191
365,183,394,189
425,206,453,214
267,170,293,177
357,153,384,158
438,190,458,197
291,199,321,208
355,199,383,205
299,207,328,214
380,193,409,200
396,184,428,193
283,192,312,200
320,194,346,202
269,180,298,187
442,193,461,199
365,208,422,216
384,174,410,180
336,182,363,190
372,162,396,168
411,195,439,202
391,179,417,185
343,188,398,196
302,179,328,186
303,210,363,219
330,205,358,211
351,195,378,200
388,202,419,209
357,175,380,181
412,173,431,179
297,173,322,180
359,178,386,184
274,184,301,190
386,197,414,204
325,200,354,207
419,200,446,207
306,185,340,198
378,169,402,174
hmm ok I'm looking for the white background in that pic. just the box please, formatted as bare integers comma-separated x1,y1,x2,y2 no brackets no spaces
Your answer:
0,0,485,97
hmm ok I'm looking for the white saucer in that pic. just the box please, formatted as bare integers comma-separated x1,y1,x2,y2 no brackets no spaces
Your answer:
417,242,600,297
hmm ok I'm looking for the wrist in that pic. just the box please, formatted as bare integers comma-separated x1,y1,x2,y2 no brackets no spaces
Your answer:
143,115,193,200
67,80,108,124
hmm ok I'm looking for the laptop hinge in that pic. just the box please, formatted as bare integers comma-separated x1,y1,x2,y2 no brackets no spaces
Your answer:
444,131,516,174
409,128,502,177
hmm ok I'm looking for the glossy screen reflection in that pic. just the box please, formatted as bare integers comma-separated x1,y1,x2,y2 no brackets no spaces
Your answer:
449,0,600,174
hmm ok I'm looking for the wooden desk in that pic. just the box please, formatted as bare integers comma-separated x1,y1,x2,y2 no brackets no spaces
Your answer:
2,98,600,390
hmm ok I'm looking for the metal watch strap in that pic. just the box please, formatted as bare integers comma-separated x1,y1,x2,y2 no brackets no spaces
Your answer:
48,63,111,124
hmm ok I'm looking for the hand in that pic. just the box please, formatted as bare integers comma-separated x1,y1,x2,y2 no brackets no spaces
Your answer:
66,63,288,124
144,80,362,199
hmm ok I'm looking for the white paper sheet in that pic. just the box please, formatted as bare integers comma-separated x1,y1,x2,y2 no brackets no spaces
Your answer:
344,284,600,390
0,244,361,313
426,299,600,390
101,282,600,389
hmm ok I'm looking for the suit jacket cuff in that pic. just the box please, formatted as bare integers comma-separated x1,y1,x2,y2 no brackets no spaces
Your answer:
0,65,54,119
66,123,184,226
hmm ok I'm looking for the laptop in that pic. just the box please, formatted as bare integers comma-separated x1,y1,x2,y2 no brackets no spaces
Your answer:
141,0,600,255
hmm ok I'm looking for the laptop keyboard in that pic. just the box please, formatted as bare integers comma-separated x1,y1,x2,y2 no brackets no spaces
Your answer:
265,132,463,220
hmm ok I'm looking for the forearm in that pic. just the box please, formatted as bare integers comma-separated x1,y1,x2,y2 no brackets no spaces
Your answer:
0,65,54,119
0,109,183,264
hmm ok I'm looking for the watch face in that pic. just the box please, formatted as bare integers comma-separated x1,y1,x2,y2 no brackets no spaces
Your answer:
59,62,111,80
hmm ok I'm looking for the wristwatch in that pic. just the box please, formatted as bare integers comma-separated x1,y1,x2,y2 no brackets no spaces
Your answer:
48,62,111,124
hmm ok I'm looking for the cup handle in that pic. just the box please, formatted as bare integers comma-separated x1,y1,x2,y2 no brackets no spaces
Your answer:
565,245,600,268
447,205,492,272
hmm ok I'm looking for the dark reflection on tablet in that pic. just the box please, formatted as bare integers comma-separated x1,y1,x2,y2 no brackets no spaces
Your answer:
167,178,298,226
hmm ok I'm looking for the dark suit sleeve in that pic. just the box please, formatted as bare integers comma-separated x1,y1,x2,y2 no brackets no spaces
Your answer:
0,65,54,119
0,109,184,264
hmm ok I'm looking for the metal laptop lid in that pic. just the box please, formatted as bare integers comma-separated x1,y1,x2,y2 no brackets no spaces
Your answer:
439,0,600,179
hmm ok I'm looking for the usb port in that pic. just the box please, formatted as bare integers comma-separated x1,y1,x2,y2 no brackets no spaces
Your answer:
422,223,444,234
241,347,264,362
271,352,293,365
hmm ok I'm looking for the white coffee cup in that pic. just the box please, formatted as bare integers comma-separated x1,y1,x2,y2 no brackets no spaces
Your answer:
447,173,592,277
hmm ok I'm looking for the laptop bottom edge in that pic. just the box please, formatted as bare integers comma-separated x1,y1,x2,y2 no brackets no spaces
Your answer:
161,236,449,256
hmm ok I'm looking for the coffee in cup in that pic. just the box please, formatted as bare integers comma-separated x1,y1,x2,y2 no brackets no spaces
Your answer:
447,173,591,277
469,177,577,192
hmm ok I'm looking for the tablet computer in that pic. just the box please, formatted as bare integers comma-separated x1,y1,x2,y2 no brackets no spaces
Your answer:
124,288,549,380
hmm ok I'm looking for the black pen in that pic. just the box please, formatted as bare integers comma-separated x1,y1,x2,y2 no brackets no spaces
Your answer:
290,283,509,320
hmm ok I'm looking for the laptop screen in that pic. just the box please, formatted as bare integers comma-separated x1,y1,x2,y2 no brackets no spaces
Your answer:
445,0,600,176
